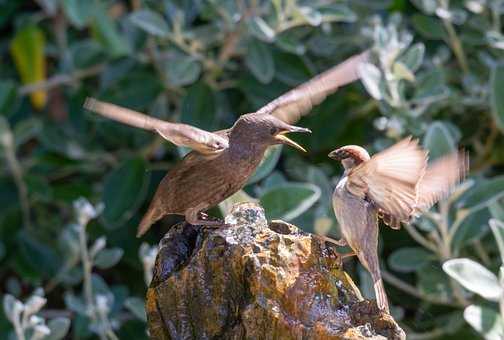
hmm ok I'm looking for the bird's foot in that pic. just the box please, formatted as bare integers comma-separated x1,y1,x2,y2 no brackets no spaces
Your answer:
317,235,348,247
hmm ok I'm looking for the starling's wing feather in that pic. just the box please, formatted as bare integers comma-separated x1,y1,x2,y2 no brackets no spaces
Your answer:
254,51,369,124
346,137,428,226
415,151,468,213
84,98,228,154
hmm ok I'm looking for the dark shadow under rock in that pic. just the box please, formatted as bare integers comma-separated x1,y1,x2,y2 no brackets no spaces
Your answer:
146,203,405,340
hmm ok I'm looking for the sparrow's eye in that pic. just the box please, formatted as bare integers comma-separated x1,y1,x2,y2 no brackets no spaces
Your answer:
270,127,278,135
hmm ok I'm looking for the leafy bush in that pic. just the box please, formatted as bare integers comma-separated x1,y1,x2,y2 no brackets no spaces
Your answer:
0,0,503,339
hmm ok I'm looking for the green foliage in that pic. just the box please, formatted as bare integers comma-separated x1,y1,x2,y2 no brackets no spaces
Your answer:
0,0,503,339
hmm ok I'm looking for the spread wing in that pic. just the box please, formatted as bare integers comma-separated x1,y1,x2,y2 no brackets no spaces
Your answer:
415,151,469,213
346,137,428,226
254,51,369,124
84,98,228,155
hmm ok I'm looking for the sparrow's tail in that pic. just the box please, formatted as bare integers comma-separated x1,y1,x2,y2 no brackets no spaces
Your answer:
373,276,389,313
137,205,163,238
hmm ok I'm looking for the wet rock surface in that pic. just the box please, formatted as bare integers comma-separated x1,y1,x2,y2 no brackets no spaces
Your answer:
146,203,405,340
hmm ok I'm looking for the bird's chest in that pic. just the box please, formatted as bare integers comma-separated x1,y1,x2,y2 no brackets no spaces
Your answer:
332,177,377,246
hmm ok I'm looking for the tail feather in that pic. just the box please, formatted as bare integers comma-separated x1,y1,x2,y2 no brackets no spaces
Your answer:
137,206,163,238
373,278,389,313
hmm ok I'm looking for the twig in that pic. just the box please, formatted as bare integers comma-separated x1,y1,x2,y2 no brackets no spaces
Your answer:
19,64,105,96
1,124,31,230
381,269,463,307
404,223,438,253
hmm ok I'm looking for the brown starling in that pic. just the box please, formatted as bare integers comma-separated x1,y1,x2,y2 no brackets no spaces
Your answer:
84,51,369,237
328,137,468,312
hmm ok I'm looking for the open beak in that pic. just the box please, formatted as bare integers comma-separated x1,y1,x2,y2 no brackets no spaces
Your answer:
328,149,339,159
274,125,311,153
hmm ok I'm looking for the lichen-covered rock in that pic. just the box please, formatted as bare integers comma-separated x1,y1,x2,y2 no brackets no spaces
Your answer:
146,203,405,340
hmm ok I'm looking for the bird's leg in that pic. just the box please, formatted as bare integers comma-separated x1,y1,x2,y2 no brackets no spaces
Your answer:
318,235,348,247
185,204,226,227
315,235,355,267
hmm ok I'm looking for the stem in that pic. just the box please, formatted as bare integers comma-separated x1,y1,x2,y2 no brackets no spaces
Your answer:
381,270,463,307
437,0,469,74
404,223,438,253
1,125,31,230
18,64,105,95
12,314,25,340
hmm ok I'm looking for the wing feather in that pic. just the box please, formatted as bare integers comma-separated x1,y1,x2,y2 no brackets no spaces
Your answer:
346,137,428,223
255,51,369,124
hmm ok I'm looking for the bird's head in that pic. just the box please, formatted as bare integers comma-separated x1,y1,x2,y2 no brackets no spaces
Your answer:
231,114,311,152
328,145,371,170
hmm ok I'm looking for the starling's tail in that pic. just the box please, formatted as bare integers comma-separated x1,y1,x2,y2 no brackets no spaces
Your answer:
373,277,389,313
137,206,163,238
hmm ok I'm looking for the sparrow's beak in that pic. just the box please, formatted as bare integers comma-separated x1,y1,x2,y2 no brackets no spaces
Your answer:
274,125,311,152
328,149,339,160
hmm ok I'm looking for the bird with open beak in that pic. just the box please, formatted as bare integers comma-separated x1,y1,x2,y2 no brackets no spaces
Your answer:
327,137,468,312
84,50,369,237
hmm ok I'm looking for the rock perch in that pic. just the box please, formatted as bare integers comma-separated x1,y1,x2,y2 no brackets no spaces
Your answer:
145,203,405,339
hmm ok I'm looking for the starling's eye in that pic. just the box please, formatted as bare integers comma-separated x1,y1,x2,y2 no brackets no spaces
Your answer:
270,127,278,135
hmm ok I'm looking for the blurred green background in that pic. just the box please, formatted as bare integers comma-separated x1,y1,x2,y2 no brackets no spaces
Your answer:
1,0,504,339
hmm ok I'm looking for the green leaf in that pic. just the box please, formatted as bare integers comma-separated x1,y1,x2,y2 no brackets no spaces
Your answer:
247,16,275,42
457,176,504,210
45,317,71,340
491,64,504,133
260,183,321,221
101,158,149,228
464,305,504,340
124,297,146,322
423,121,456,161
319,4,357,23
0,80,17,114
180,82,217,130
61,0,94,28
247,145,282,185
393,62,415,81
388,247,434,273
129,10,170,37
443,258,501,301
411,14,446,40
94,248,124,269
451,206,490,250
165,54,201,86
398,43,425,72
245,39,275,84
358,62,384,100
91,5,130,57
490,219,504,264
10,25,47,109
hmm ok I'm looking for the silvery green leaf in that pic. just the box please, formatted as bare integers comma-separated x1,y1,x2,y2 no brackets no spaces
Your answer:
164,52,202,87
260,183,321,221
464,305,504,340
247,16,275,42
245,39,275,84
90,236,106,259
443,258,502,301
319,4,357,23
24,296,47,316
398,43,425,72
124,297,146,322
94,248,124,269
248,145,282,185
44,317,71,340
392,62,415,81
490,219,504,264
295,6,322,26
388,247,434,273
423,121,456,161
489,200,504,220
129,10,170,37
33,324,50,339
3,294,23,323
457,176,504,210
358,63,384,100
491,64,504,133
64,293,86,315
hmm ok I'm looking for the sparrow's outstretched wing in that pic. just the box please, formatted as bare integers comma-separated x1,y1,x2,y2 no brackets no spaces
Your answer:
254,51,369,124
84,98,228,155
415,151,469,213
346,137,428,227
